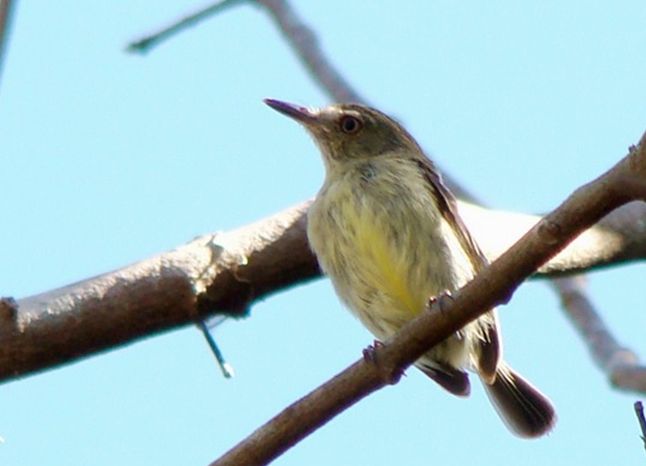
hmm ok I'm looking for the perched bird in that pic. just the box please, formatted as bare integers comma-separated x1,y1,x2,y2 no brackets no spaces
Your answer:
264,98,556,438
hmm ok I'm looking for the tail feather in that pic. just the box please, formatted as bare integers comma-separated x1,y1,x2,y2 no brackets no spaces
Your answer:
483,366,556,438
417,362,471,397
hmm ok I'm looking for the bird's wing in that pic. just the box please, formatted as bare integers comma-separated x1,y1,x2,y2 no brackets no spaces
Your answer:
413,155,501,382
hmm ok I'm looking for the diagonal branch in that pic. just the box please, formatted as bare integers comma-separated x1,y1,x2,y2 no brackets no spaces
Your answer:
257,0,363,103
126,0,246,53
209,131,646,466
552,277,646,393
461,201,646,274
125,0,363,103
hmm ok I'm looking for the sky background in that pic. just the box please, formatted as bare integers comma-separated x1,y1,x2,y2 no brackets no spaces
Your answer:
1,1,645,465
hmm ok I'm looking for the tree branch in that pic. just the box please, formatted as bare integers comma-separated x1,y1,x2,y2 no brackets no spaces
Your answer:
0,203,318,382
462,201,646,275
128,0,476,200
126,0,246,53
257,0,363,103
1,190,644,384
209,131,646,466
126,0,364,104
552,276,646,393
4,0,644,389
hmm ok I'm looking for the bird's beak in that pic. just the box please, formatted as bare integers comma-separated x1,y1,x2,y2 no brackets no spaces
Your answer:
264,98,318,125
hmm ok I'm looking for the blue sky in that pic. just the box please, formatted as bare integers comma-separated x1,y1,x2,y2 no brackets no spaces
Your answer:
1,1,645,465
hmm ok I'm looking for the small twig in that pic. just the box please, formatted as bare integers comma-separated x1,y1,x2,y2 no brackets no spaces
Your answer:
635,401,646,452
552,276,646,393
126,0,246,54
197,319,235,378
126,0,364,103
0,0,16,90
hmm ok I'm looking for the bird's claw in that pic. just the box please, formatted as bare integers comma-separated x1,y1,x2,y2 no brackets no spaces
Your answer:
427,290,454,313
362,339,384,363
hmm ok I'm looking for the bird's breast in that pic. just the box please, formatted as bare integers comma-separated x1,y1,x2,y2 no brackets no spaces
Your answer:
307,161,474,338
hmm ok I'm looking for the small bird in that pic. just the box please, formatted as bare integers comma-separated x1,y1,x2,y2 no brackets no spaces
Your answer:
264,98,556,438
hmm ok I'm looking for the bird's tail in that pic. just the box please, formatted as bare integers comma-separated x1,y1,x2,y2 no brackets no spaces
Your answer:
483,365,556,438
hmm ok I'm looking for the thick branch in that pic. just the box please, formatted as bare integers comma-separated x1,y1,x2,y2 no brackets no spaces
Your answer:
0,203,318,382
209,132,646,466
1,191,644,383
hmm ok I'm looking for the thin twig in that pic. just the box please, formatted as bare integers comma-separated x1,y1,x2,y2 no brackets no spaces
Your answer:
0,0,16,90
635,401,646,453
126,0,364,102
126,0,246,53
125,0,475,199
197,319,235,378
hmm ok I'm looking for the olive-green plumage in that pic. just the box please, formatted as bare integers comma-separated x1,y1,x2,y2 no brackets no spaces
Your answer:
265,98,556,438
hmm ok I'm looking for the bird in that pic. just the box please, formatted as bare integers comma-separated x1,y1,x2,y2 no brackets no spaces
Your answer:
264,98,556,438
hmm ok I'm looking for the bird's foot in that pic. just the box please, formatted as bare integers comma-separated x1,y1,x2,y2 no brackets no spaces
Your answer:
362,339,384,364
426,290,454,314
362,340,404,385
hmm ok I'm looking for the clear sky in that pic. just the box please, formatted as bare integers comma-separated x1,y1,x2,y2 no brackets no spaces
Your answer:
1,1,645,465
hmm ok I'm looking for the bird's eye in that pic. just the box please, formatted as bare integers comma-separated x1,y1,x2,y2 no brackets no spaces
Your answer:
339,115,362,134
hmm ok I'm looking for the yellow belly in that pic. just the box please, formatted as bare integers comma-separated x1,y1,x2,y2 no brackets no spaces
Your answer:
308,177,456,338
350,206,420,315
307,160,488,370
